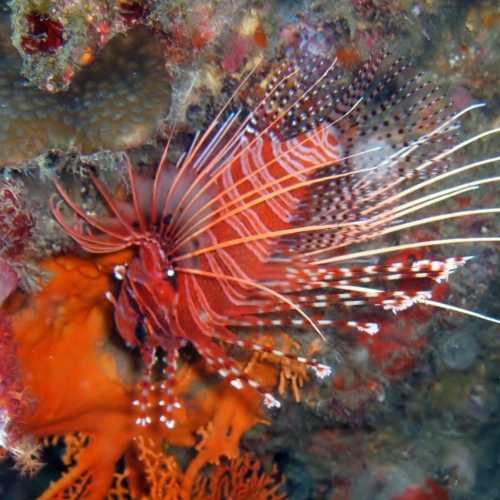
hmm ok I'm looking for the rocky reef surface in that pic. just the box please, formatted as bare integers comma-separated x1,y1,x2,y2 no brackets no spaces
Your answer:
0,0,498,499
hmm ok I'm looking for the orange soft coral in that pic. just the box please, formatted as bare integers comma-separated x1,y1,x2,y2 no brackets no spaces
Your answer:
9,255,135,498
4,256,279,499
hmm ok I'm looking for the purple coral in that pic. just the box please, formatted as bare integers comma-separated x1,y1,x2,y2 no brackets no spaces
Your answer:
0,260,17,305
0,180,34,260
0,257,40,474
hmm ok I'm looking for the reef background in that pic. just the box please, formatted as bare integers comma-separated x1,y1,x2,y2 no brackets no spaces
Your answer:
0,0,499,499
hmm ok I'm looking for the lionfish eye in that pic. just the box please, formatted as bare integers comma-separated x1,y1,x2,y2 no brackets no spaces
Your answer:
134,320,148,344
165,265,178,290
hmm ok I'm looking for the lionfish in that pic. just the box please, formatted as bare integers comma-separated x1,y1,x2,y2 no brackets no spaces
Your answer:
51,54,500,429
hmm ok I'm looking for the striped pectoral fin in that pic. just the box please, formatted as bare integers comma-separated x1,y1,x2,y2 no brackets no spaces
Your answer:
225,312,379,337
207,326,333,382
243,256,472,316
278,257,471,288
199,340,284,409
221,263,456,334
188,333,270,398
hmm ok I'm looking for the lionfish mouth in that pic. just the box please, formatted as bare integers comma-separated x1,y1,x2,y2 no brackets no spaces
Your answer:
51,51,500,429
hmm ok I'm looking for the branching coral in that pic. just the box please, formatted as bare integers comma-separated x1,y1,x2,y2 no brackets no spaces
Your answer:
133,436,184,499
192,452,286,500
128,436,286,500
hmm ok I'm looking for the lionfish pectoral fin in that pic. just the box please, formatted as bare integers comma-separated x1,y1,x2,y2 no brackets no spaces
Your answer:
200,328,333,408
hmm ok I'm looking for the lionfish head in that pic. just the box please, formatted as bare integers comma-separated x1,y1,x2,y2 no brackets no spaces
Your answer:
110,245,178,350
